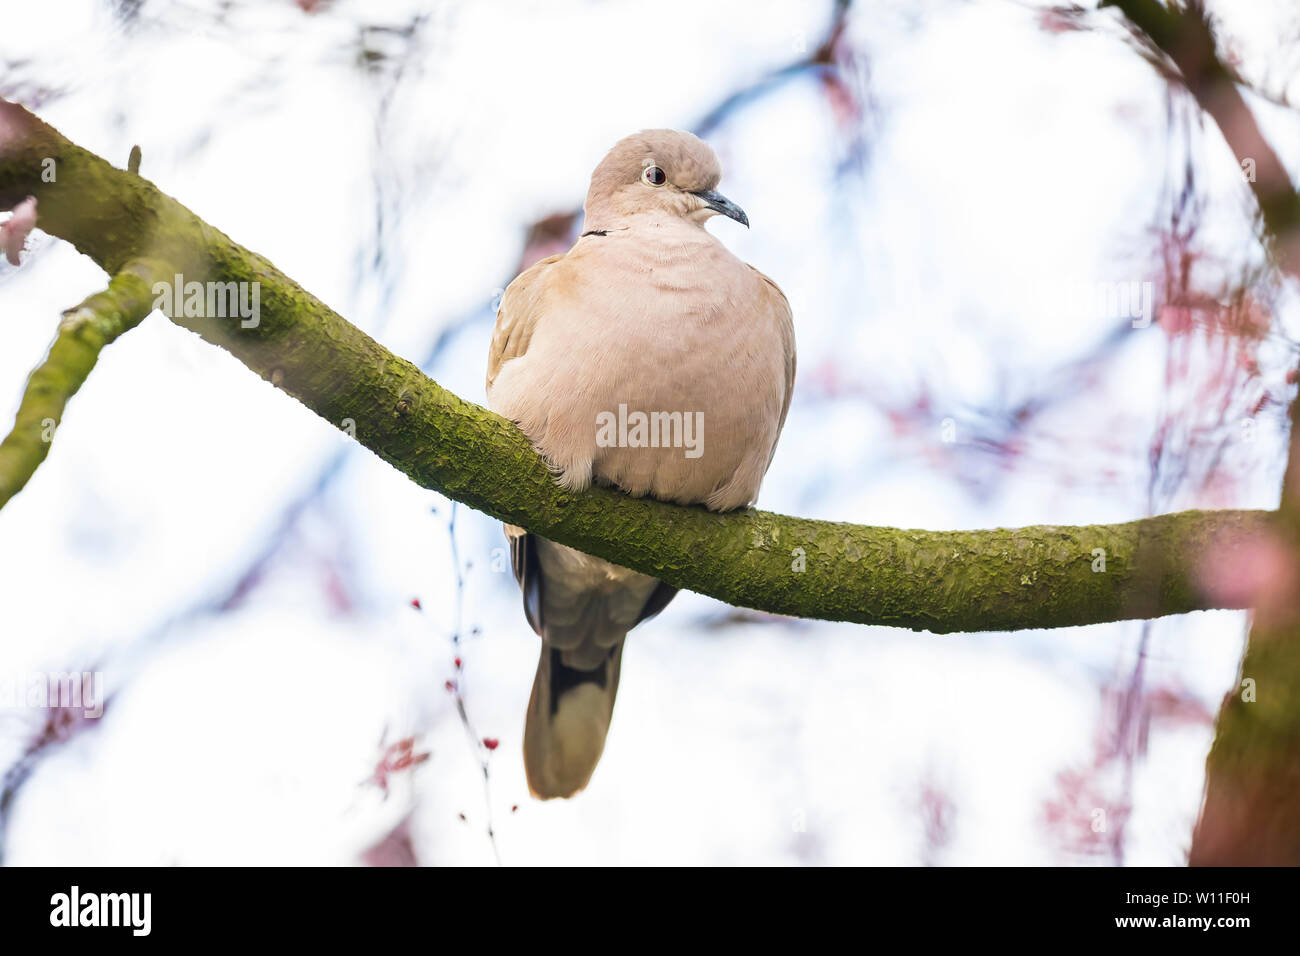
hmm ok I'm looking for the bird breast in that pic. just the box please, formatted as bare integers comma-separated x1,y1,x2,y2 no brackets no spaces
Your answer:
490,226,787,512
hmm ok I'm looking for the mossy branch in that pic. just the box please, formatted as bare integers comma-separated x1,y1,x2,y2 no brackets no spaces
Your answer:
0,258,166,508
0,97,1270,631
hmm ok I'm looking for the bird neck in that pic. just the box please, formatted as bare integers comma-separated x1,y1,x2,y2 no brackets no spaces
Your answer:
579,208,710,241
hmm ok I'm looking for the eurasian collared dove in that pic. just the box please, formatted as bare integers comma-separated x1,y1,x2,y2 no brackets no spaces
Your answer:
486,129,796,799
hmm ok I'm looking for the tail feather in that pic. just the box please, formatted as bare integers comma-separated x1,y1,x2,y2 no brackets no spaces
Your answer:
524,640,623,799
508,532,678,799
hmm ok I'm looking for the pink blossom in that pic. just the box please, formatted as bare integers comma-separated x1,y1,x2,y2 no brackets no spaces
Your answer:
368,736,430,796
1157,304,1195,335
1197,530,1296,623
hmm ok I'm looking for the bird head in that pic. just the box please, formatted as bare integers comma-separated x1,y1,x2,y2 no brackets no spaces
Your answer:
583,129,748,232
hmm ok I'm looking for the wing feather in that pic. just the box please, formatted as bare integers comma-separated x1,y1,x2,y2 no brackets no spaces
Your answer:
749,266,797,470
485,253,564,393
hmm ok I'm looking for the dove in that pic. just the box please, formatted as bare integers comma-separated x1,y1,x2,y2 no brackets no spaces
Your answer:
486,129,795,798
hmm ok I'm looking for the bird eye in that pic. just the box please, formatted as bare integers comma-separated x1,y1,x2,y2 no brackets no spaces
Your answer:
641,164,666,187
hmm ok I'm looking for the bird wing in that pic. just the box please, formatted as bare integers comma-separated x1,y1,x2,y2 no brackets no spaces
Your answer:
488,255,565,637
749,265,797,472
485,252,564,393
489,252,679,638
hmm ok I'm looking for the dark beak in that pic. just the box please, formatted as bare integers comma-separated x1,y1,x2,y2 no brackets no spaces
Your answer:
691,189,749,228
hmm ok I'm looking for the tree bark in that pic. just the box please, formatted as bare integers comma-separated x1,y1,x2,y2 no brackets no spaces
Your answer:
1190,407,1300,864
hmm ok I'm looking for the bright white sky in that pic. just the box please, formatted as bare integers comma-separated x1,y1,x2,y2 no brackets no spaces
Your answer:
0,0,1297,864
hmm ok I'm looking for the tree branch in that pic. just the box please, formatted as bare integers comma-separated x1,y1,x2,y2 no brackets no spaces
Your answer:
0,96,1267,632
0,258,165,508
1192,428,1300,863
1102,0,1300,278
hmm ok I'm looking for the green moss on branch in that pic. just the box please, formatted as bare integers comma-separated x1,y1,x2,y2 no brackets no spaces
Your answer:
0,258,166,508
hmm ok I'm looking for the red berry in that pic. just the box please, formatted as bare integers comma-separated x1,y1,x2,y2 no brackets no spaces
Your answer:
482,737,499,751
410,598,422,610
444,680,455,692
